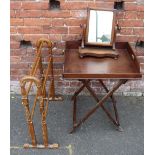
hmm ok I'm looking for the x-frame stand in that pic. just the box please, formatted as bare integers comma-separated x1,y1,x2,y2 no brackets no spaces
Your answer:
70,79,128,133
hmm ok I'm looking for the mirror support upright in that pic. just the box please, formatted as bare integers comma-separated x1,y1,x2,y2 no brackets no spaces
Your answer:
80,24,86,49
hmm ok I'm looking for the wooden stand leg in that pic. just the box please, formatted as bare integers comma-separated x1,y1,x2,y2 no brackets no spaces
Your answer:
39,98,44,114
28,120,37,146
112,100,119,125
99,80,125,131
48,51,63,101
70,97,77,134
49,78,63,101
40,96,48,147
70,80,90,133
84,80,119,128
22,99,37,146
99,80,119,123
41,113,48,147
73,97,77,128
49,78,55,98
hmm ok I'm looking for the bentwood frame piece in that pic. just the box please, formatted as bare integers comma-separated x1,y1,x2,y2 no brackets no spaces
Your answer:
20,38,62,149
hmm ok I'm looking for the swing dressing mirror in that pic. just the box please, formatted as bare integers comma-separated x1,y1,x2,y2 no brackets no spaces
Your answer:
85,8,115,47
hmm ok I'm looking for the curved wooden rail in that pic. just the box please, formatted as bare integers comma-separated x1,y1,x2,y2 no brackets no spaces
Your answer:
20,38,62,149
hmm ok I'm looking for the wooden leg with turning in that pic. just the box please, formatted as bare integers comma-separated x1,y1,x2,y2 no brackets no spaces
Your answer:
22,98,37,146
39,98,44,114
41,111,48,147
28,120,37,146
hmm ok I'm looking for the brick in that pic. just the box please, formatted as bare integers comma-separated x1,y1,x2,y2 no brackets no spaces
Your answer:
52,19,65,27
119,19,144,27
61,2,88,10
43,27,68,34
57,81,70,87
88,2,114,9
53,69,63,75
124,3,137,11
16,10,42,18
11,49,26,56
20,56,35,63
133,28,144,36
10,42,20,49
11,18,24,26
70,81,81,87
10,10,16,18
70,10,87,18
21,2,48,10
49,35,62,42
55,41,66,49
10,1,21,10
10,69,28,76
42,10,71,18
10,63,29,70
17,27,43,34
137,5,144,11
120,28,133,35
23,34,49,43
52,49,64,55
69,27,83,34
10,34,23,42
116,11,125,19
116,35,138,42
137,11,144,19
10,27,17,34
62,34,82,41
65,19,86,26
11,56,21,63
24,18,51,26
124,11,137,19
53,56,64,64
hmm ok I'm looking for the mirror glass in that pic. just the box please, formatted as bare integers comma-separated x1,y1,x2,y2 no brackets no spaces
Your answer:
87,10,114,45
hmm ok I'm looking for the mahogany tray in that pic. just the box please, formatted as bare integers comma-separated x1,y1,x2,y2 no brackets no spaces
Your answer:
63,41,142,79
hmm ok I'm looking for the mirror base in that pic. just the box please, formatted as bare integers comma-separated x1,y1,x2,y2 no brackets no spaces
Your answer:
79,47,119,59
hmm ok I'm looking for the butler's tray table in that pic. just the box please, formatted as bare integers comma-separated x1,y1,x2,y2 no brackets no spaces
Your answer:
63,41,142,133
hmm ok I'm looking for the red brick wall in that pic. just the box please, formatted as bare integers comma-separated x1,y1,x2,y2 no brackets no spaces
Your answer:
10,0,144,95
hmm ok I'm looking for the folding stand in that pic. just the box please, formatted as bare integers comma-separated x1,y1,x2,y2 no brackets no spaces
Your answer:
70,79,127,133
20,38,62,149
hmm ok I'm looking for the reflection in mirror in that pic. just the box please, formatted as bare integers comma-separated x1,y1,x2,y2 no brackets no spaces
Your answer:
88,10,114,45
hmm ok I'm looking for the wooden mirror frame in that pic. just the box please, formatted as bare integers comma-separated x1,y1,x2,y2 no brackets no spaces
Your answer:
84,8,116,48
